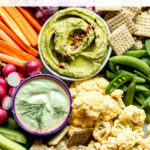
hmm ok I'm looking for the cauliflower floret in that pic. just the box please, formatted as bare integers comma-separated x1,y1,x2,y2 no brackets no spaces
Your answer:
147,124,150,135
110,89,125,109
131,145,143,150
139,136,150,150
88,141,101,150
119,105,146,125
111,120,144,139
106,130,137,150
93,120,112,144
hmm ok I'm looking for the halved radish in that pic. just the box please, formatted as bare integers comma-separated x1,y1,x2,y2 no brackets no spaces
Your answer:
1,95,12,110
7,72,24,87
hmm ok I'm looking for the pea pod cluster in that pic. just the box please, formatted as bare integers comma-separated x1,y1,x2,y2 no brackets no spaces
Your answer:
106,38,150,123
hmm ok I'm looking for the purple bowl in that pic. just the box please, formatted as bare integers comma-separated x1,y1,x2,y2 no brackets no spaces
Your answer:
12,74,72,136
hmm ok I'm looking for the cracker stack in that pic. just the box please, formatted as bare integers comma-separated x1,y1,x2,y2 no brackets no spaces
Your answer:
108,25,135,55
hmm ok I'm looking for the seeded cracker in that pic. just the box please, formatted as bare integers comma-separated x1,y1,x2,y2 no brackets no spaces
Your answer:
47,126,69,146
134,15,150,37
108,25,135,55
65,126,93,147
107,12,137,33
104,11,119,21
95,6,121,12
121,6,141,19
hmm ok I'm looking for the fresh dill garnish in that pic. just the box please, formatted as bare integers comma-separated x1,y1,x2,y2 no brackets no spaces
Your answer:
52,105,67,118
17,100,46,130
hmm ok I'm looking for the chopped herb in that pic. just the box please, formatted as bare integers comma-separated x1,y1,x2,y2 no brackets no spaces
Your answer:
17,100,46,130
52,105,67,118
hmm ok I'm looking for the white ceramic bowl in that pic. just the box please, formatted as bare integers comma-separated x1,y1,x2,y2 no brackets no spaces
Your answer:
38,9,112,81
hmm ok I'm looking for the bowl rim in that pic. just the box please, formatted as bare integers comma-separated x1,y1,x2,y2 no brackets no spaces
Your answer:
38,8,112,81
12,74,72,136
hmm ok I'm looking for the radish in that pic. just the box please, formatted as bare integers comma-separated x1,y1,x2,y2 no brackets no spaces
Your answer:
2,64,16,77
0,85,6,99
0,76,8,89
25,60,41,76
9,87,16,97
0,107,8,125
7,72,24,87
1,95,12,110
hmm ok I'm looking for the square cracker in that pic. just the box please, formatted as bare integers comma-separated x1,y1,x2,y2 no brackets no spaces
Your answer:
107,12,137,33
121,6,141,19
65,126,93,147
104,11,119,21
95,6,121,12
134,15,150,37
108,25,135,55
47,126,69,146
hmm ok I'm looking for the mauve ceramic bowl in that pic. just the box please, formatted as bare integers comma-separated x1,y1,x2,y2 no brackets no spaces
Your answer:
38,8,112,81
12,74,72,136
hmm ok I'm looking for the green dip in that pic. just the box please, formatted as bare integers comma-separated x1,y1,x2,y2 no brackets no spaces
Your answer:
14,78,70,133
40,8,108,78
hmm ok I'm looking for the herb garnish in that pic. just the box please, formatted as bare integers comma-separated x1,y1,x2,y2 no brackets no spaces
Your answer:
17,100,46,129
52,105,67,118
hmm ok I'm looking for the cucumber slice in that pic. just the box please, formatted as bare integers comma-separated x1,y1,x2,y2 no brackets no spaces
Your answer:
0,127,27,144
7,117,19,129
0,133,27,150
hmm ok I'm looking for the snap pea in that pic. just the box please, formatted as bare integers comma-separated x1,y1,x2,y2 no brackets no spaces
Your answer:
141,57,150,65
105,73,133,94
133,101,140,107
135,85,149,92
134,93,146,105
124,81,136,106
106,71,116,80
128,44,137,51
146,112,150,123
124,50,147,58
142,91,150,97
145,38,150,56
110,56,150,75
134,70,150,82
119,69,145,83
108,61,117,73
141,97,150,109
120,85,128,92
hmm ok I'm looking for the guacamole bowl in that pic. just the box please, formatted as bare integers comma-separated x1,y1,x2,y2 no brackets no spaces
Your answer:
39,8,112,81
12,74,72,136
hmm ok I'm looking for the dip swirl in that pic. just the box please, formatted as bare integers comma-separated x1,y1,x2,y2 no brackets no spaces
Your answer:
40,8,108,78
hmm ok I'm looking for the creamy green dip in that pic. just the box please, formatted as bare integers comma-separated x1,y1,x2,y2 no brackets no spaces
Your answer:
40,8,108,78
15,78,70,133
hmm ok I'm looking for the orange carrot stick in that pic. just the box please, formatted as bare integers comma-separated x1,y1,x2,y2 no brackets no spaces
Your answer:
5,7,38,47
0,47,26,61
0,7,30,46
0,53,25,67
17,7,42,33
0,40,40,63
0,21,39,57
0,28,21,50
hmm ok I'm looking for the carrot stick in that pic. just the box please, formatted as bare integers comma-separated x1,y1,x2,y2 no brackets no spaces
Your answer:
17,7,42,33
0,47,26,61
0,7,30,46
0,21,39,57
0,53,25,67
0,29,21,50
0,40,40,63
5,7,38,47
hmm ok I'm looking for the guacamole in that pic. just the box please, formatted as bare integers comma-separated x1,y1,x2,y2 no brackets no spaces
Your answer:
14,78,70,133
40,8,108,78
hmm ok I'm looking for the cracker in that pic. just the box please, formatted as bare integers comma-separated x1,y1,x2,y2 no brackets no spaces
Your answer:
108,25,135,55
65,126,93,147
104,11,119,21
107,12,137,33
134,15,150,37
95,6,121,12
56,141,68,150
47,126,69,146
121,6,141,19
135,39,143,49
69,145,94,150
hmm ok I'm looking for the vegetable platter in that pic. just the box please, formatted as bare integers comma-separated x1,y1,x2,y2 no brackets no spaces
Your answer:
0,6,150,150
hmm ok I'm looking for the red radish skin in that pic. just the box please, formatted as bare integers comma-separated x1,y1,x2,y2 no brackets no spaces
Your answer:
8,87,16,97
0,76,8,89
25,59,41,76
2,64,16,77
0,85,6,99
7,72,24,87
0,107,8,125
1,95,12,110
